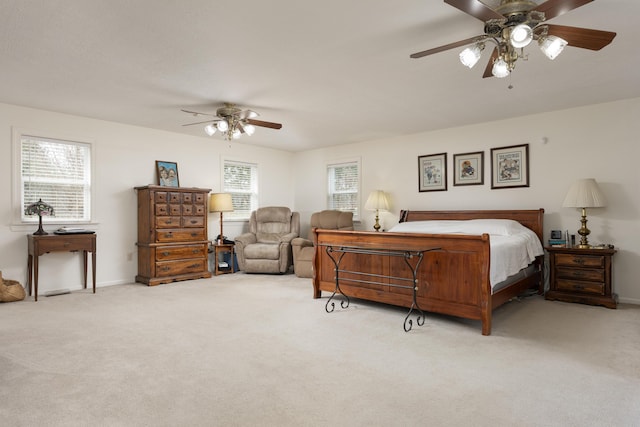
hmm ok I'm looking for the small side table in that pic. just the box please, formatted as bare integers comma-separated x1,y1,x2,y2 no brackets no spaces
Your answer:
545,246,616,308
27,233,97,301
211,243,235,276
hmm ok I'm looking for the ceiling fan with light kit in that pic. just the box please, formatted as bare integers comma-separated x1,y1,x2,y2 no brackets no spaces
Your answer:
182,103,282,140
410,0,616,78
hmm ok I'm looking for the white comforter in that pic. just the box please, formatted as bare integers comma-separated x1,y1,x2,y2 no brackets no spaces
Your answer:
387,219,544,286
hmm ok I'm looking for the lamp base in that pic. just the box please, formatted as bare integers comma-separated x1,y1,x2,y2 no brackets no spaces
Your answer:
33,217,48,235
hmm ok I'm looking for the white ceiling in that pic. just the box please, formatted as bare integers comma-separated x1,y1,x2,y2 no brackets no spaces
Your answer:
1,0,638,152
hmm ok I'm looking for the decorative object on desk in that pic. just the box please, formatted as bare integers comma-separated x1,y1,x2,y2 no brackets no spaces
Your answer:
155,160,179,187
364,190,389,232
418,153,447,192
0,271,26,302
562,178,606,249
491,144,529,189
453,151,484,186
209,193,234,244
24,198,54,235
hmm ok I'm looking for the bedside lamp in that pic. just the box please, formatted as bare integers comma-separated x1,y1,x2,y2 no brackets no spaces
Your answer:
364,190,389,232
562,178,605,249
24,198,55,235
209,193,234,244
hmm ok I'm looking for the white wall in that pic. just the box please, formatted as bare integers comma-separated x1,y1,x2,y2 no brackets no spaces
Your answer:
2,99,638,304
0,103,293,294
293,98,640,304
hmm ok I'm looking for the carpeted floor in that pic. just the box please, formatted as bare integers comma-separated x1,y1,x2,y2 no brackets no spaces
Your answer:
1,273,639,426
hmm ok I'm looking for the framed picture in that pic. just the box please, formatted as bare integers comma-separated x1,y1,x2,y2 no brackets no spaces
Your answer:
490,144,529,189
156,161,180,187
453,151,484,186
418,153,447,192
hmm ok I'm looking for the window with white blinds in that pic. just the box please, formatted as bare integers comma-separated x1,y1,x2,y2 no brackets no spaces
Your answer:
223,160,258,220
20,135,92,222
327,159,360,219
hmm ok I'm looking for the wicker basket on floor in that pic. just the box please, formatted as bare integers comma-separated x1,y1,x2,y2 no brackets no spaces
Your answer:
0,271,26,302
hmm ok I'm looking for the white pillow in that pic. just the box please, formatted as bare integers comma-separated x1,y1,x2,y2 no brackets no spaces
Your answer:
387,219,527,236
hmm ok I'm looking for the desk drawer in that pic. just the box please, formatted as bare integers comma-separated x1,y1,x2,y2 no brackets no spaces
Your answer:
155,259,207,277
156,228,206,243
156,244,207,261
36,237,93,253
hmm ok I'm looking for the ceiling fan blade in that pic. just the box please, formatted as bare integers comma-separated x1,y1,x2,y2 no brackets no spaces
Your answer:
546,24,616,50
410,36,482,59
180,109,216,117
246,118,282,130
182,119,218,126
533,0,593,21
444,0,504,21
482,47,499,78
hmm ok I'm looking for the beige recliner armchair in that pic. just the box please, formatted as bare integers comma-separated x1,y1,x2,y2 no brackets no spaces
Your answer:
235,207,300,274
291,210,354,278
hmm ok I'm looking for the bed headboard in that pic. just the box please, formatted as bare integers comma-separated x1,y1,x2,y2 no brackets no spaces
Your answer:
399,209,545,243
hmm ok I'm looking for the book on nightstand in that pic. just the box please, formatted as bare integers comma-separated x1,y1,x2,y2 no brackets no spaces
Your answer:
548,239,567,248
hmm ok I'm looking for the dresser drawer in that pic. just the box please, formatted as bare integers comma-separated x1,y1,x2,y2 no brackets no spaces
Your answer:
156,244,207,261
156,216,181,228
155,204,168,216
556,266,604,282
556,279,604,295
155,258,207,277
155,228,206,243
182,216,204,227
555,253,604,268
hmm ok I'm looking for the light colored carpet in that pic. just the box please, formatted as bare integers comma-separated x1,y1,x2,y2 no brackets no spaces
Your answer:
1,273,639,427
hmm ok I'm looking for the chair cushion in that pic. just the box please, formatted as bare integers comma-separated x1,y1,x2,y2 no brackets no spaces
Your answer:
255,207,293,243
244,243,280,260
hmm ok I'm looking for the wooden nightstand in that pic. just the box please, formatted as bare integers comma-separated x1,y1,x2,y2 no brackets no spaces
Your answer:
545,246,616,308
211,243,235,276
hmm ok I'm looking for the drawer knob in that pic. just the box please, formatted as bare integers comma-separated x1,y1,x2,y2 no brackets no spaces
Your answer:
572,258,585,265
162,251,170,256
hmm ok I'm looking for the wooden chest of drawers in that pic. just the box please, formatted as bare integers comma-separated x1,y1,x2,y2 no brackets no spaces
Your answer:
545,246,616,308
135,185,212,286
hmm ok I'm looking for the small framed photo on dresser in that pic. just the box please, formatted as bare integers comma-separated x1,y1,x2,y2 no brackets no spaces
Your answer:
156,161,180,187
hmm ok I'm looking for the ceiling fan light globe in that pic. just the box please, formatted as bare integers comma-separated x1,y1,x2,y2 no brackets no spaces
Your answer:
510,24,533,48
539,35,568,60
244,123,256,136
492,58,510,78
232,129,242,139
459,44,483,68
217,120,229,132
246,110,259,119
204,124,216,136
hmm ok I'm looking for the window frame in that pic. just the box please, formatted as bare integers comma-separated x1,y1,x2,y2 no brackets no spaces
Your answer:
221,158,259,221
12,127,95,227
326,157,361,220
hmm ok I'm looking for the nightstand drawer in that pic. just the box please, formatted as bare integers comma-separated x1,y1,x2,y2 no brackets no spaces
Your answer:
556,279,604,295
556,253,604,268
556,266,604,282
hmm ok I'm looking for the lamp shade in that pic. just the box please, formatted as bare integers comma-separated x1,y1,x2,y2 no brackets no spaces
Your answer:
364,190,389,211
209,193,234,213
562,179,606,208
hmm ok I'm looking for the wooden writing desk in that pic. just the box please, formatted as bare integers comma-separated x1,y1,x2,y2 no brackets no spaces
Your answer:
27,233,97,301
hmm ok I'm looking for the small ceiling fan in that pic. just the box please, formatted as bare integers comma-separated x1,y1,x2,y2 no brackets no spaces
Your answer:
410,0,616,78
182,103,282,140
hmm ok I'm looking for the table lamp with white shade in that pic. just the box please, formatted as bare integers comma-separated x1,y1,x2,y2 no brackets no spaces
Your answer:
364,190,389,232
562,178,606,249
209,193,234,244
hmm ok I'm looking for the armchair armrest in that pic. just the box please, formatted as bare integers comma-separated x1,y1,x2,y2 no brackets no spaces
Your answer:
235,233,257,246
278,232,298,244
291,237,313,249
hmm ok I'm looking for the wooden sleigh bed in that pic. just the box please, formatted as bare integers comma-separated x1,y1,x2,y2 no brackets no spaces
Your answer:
312,209,545,335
